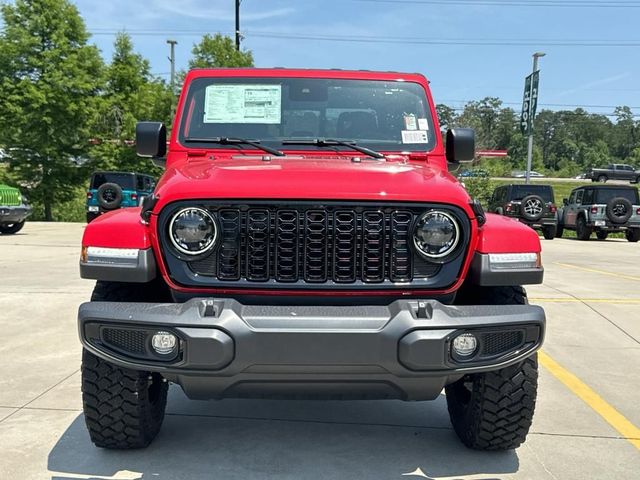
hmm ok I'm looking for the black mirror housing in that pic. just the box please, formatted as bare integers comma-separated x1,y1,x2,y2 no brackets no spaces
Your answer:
446,128,475,163
136,122,167,158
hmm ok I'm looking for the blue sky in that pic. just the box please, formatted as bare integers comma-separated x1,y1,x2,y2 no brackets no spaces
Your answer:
26,1,640,116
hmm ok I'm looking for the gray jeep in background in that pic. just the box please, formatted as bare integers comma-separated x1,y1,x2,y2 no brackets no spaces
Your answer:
558,185,640,241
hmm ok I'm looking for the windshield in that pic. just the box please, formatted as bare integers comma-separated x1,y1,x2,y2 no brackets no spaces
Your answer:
91,173,135,190
512,185,554,202
595,188,639,204
179,77,436,153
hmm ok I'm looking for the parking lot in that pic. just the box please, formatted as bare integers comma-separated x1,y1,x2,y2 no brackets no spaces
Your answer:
0,222,638,480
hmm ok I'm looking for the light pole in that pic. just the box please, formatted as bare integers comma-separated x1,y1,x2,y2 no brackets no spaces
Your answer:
167,40,178,120
235,0,241,51
525,52,545,185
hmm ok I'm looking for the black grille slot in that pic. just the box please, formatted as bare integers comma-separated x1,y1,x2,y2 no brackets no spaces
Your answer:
304,210,328,282
390,211,413,282
218,209,241,280
180,204,458,287
362,211,385,282
276,210,299,282
333,211,357,282
102,328,147,355
246,209,270,281
480,331,524,357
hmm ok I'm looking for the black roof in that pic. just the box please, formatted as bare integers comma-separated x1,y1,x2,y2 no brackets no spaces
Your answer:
573,184,638,190
90,171,153,177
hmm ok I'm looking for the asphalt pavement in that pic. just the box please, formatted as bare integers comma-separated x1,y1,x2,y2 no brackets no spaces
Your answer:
0,222,638,480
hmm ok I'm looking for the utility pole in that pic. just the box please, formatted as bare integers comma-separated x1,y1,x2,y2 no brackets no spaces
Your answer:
525,52,545,185
235,0,241,51
167,40,178,120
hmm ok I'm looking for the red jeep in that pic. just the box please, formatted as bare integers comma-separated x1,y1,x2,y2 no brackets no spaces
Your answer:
78,69,545,450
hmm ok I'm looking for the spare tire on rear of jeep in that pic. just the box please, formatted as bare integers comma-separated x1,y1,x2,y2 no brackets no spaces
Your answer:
520,195,545,221
605,197,632,224
97,183,123,211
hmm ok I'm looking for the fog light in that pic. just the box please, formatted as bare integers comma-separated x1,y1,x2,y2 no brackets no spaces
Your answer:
452,333,477,357
151,331,177,355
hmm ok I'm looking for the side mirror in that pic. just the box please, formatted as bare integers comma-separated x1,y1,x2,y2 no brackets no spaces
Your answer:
136,122,167,160
446,128,475,163
563,198,569,206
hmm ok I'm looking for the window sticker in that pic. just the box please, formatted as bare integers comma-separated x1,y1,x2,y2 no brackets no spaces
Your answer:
417,118,429,130
401,130,428,144
203,84,282,124
404,114,417,130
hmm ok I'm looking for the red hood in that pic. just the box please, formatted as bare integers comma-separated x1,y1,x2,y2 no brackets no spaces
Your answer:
153,155,471,210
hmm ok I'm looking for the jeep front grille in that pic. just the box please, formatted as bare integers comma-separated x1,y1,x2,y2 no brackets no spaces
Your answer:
160,203,470,290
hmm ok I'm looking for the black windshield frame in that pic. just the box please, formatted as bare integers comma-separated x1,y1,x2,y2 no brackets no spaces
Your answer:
178,77,437,153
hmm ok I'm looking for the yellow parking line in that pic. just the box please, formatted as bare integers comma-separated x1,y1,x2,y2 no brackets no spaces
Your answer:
553,262,640,282
539,350,640,450
530,298,640,304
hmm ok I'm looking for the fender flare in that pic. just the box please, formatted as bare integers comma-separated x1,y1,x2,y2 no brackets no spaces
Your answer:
80,208,156,282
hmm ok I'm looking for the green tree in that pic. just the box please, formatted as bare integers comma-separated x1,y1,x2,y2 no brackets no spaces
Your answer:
611,106,638,160
188,34,254,69
90,32,172,175
436,104,457,131
0,0,103,220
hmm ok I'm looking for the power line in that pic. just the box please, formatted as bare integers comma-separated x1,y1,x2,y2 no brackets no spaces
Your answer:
23,27,631,48
246,31,640,47
354,0,640,7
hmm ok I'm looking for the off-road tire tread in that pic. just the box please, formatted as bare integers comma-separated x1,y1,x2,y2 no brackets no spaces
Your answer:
82,350,167,449
446,356,538,450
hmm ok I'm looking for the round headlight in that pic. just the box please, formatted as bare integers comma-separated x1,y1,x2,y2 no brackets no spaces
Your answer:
413,210,460,259
169,207,217,255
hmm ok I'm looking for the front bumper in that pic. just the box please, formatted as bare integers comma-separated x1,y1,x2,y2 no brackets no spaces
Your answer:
78,298,545,401
0,205,32,223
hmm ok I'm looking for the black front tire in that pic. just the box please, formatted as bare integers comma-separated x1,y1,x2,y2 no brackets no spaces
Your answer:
0,221,25,234
556,224,564,238
626,228,640,243
81,280,171,449
446,356,538,451
542,225,556,240
596,230,609,240
449,285,538,450
82,349,168,449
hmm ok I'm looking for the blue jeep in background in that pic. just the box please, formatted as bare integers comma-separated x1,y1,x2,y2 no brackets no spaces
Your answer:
86,171,155,223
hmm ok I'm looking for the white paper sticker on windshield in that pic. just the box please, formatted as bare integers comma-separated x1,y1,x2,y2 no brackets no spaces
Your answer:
417,118,429,130
404,114,417,130
401,130,428,144
203,84,282,124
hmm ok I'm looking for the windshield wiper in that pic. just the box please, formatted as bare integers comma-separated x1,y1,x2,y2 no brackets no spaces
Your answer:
184,137,285,157
281,138,385,159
